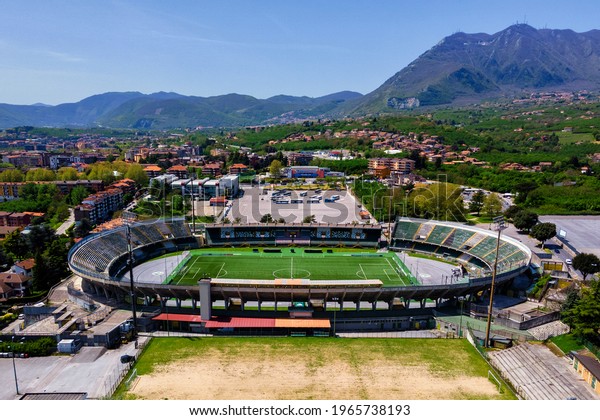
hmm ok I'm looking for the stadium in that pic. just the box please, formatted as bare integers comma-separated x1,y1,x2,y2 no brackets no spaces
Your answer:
67,217,531,334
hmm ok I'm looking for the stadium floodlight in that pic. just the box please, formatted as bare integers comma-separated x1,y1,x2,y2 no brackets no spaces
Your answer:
484,216,506,348
122,210,138,347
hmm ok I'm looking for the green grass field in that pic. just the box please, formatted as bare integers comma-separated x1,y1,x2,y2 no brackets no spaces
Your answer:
167,248,416,286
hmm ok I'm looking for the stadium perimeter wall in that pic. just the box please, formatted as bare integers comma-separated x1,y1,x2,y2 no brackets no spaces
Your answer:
68,220,531,312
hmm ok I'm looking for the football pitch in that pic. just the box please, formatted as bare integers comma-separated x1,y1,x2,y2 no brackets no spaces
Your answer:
166,248,417,286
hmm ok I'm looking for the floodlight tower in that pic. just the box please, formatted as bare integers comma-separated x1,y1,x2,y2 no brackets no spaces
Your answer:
122,210,138,346
485,216,506,348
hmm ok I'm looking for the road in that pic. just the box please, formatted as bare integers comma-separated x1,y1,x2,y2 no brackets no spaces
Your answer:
55,208,74,236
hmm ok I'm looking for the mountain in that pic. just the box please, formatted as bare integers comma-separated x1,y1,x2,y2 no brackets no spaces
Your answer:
342,24,600,114
0,91,362,129
3,24,600,128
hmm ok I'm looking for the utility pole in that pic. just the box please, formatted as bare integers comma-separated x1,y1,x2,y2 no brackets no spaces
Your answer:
485,216,506,348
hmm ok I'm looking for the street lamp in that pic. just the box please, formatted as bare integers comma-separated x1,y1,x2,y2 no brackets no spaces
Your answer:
484,216,506,348
0,336,24,395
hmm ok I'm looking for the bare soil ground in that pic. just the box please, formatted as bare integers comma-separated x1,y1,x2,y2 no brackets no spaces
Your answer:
128,340,503,400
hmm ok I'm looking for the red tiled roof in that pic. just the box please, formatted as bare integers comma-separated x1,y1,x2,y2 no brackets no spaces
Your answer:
15,259,35,271
151,314,330,329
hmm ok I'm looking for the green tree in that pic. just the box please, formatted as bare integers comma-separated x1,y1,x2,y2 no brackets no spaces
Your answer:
572,253,600,281
68,185,90,205
562,279,600,341
43,238,70,285
302,215,316,223
482,192,503,218
57,167,79,181
513,210,539,232
410,182,465,221
269,159,283,178
0,169,24,182
2,230,29,260
530,222,556,248
25,225,56,255
73,218,93,238
32,251,49,291
468,190,485,216
124,163,149,186
26,168,56,181
260,213,274,223
503,205,522,221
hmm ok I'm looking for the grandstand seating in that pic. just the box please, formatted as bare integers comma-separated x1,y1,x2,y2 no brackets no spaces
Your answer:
425,225,453,245
393,220,421,240
204,224,381,247
391,219,530,273
69,219,195,279
443,228,475,249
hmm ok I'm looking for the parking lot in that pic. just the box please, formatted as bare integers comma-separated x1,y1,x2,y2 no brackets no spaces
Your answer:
0,339,144,400
227,186,372,224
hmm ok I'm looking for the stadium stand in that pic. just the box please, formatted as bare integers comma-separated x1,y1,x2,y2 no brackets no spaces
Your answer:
391,218,530,274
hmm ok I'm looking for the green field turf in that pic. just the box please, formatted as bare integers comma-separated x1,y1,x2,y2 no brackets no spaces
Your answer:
166,248,416,286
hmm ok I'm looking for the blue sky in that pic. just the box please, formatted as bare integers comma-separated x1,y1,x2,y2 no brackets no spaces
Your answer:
1,0,600,105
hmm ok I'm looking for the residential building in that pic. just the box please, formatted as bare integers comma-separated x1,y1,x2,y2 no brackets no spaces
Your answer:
74,188,124,225
572,352,600,395
202,162,223,177
143,165,163,178
12,258,35,277
167,165,189,179
0,273,30,297
229,163,248,175
286,152,314,166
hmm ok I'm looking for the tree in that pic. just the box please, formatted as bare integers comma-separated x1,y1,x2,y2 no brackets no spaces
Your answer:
530,222,556,248
43,238,70,286
2,230,29,260
124,163,149,186
410,182,465,221
482,192,503,218
503,205,522,221
25,225,56,255
57,167,79,181
468,190,485,216
302,215,316,223
0,169,24,182
32,251,50,291
260,213,274,223
269,159,283,178
562,279,600,341
513,210,538,232
26,168,56,182
572,253,600,281
73,218,93,238
68,185,90,205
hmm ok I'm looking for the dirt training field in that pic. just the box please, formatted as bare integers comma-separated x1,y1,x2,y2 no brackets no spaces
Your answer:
125,337,513,400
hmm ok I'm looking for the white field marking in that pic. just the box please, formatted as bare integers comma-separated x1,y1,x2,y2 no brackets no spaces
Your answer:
386,257,405,281
383,268,393,282
358,263,367,280
216,262,226,278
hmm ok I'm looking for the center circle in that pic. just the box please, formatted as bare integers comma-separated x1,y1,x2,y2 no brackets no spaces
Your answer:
272,268,311,279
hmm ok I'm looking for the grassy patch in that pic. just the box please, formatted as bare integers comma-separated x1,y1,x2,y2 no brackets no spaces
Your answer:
120,337,516,400
549,333,584,354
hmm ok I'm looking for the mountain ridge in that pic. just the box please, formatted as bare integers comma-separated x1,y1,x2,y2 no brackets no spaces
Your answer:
2,24,600,129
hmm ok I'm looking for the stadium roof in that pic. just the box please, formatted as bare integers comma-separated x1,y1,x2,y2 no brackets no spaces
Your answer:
152,314,330,329
153,313,202,322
